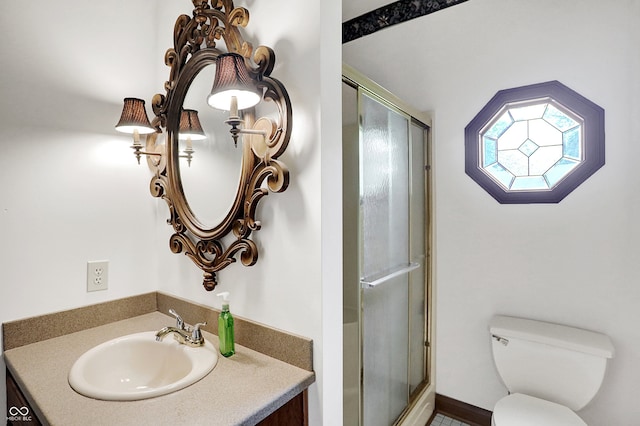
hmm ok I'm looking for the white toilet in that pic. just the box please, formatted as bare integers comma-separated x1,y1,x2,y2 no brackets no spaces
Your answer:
489,315,614,426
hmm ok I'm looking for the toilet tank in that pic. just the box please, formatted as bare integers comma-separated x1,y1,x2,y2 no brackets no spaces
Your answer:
490,315,614,411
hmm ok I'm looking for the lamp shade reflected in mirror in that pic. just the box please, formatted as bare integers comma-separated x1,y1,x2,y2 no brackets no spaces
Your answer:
179,109,207,141
207,53,261,111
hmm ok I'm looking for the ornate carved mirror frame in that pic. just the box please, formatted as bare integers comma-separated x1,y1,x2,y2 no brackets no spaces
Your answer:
145,0,291,291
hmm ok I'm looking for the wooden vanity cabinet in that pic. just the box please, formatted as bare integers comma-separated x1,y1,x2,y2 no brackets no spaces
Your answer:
6,369,306,426
258,390,308,426
6,370,41,426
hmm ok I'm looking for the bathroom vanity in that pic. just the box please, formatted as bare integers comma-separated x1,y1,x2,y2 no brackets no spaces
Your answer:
3,293,315,425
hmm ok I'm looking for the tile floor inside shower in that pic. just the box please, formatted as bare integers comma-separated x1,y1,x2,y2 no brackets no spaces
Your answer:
428,413,471,426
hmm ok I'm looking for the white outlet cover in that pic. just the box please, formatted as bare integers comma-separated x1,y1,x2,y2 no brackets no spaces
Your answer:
87,260,109,292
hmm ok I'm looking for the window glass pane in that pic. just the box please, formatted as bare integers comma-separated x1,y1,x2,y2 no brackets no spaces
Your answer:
545,158,580,187
529,119,563,146
485,111,513,139
529,145,563,175
509,103,546,121
498,149,528,176
544,103,579,131
512,176,548,190
563,127,582,160
486,163,515,189
483,136,498,167
519,139,539,157
498,120,528,150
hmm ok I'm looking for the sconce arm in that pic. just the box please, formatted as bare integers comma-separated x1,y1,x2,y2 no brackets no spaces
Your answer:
237,128,268,136
225,114,268,147
130,144,163,165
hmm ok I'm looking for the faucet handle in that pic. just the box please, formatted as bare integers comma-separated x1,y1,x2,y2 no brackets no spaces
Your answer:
191,322,206,342
168,309,185,330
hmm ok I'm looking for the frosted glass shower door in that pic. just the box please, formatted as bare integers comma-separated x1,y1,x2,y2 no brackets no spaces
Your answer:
360,92,411,426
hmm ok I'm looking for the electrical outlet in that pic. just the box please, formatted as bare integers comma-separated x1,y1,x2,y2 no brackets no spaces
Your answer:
87,260,109,292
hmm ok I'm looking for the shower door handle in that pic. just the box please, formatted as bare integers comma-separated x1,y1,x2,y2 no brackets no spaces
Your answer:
360,262,420,289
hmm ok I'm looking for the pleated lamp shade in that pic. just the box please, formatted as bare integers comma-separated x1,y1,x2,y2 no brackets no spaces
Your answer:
207,53,261,111
179,109,207,140
115,98,155,134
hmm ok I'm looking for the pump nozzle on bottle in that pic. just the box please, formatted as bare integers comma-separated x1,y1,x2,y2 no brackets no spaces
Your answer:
217,292,230,306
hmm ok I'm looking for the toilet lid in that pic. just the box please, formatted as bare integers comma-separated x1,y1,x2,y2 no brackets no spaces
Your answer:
493,393,587,426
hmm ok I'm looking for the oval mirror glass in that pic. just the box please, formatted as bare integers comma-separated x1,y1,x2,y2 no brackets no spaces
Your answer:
178,63,244,229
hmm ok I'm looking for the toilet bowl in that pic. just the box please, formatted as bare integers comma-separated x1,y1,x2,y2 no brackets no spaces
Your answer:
489,316,614,426
491,393,586,426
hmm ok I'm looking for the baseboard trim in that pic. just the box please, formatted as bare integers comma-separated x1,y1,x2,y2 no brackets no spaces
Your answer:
435,394,492,426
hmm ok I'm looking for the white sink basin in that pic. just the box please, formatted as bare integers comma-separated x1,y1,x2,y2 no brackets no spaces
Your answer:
68,331,218,401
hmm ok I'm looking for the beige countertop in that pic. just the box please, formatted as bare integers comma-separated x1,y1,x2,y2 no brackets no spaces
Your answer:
4,311,315,426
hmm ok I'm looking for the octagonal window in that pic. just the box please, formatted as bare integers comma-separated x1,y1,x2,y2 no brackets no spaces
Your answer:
481,100,582,191
465,81,605,204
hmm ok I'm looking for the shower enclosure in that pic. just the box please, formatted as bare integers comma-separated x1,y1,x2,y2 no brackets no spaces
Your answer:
342,65,433,426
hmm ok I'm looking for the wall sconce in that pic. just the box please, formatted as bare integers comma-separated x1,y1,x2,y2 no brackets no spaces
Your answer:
207,53,266,147
178,109,206,166
114,98,160,164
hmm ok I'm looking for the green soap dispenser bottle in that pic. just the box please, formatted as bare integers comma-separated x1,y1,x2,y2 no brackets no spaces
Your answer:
217,292,235,357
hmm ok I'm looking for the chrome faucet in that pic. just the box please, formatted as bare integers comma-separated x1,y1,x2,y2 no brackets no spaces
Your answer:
155,309,206,347
168,308,185,331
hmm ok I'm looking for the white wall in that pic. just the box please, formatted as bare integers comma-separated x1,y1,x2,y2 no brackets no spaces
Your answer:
0,1,342,425
344,0,640,424
0,0,162,420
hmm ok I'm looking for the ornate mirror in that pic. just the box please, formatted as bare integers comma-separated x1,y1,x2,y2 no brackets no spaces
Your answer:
138,1,291,290
179,64,242,228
